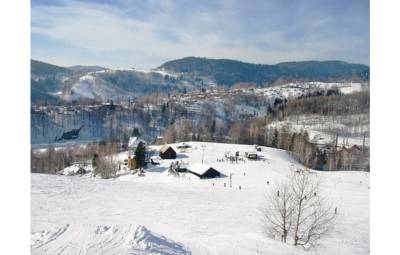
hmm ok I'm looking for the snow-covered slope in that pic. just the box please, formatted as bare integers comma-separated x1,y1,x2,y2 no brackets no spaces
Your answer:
62,73,130,101
132,67,179,78
253,81,365,100
268,114,370,147
31,142,369,255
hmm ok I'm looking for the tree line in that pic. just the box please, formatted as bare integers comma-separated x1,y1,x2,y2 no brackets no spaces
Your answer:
162,91,370,171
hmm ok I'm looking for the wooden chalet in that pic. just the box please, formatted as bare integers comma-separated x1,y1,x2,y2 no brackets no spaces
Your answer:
187,163,221,179
159,145,177,159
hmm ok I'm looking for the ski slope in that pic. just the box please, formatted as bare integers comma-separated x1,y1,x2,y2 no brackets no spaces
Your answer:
62,73,129,102
31,142,369,254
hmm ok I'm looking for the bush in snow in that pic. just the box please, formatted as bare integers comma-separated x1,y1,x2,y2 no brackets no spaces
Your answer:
94,156,118,179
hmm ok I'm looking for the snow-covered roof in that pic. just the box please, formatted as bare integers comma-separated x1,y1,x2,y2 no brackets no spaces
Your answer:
188,162,216,175
246,151,258,155
160,145,175,153
177,142,191,148
128,137,146,148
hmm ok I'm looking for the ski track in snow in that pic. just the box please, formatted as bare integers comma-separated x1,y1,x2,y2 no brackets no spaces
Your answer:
31,224,70,250
31,224,192,255
31,142,369,255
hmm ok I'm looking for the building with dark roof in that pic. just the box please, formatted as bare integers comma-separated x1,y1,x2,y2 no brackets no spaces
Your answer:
159,145,177,159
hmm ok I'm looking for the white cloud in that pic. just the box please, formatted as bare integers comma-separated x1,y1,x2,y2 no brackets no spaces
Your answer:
31,1,243,66
32,2,156,52
31,0,369,68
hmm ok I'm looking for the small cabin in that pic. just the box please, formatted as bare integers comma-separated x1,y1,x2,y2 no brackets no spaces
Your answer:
159,145,177,159
245,152,258,160
177,142,191,149
154,136,164,145
187,163,221,179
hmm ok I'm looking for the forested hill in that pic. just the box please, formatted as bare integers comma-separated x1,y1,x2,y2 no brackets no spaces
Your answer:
157,57,370,86
30,58,369,104
31,59,71,76
31,60,72,103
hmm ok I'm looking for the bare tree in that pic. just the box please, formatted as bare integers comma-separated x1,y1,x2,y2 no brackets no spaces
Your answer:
263,181,294,243
163,125,177,143
290,172,335,251
263,171,335,251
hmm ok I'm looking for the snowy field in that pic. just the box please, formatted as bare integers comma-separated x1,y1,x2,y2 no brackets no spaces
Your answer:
31,142,369,254
268,114,370,147
253,81,365,99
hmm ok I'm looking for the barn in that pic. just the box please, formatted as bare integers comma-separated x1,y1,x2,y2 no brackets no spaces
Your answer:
187,163,221,179
159,145,177,159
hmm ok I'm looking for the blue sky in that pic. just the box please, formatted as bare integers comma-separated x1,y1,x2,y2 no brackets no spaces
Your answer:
31,0,370,69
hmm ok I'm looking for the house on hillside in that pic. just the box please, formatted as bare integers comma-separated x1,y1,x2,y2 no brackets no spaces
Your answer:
177,142,191,149
159,145,177,159
128,137,146,150
187,163,221,179
153,136,164,145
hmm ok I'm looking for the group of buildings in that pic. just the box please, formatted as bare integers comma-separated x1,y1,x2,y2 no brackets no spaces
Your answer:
125,137,224,179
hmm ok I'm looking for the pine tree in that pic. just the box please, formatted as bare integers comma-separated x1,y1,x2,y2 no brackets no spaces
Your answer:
134,142,146,169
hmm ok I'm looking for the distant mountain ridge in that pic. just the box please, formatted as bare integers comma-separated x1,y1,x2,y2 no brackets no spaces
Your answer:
157,57,369,86
31,59,72,76
30,60,193,103
31,57,369,104
68,65,108,73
